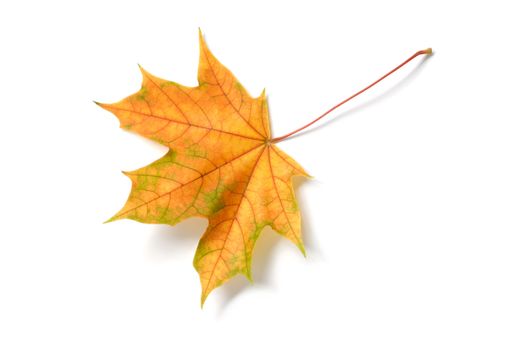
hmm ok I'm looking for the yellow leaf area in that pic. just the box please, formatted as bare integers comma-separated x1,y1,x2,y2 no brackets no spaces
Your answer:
97,31,309,305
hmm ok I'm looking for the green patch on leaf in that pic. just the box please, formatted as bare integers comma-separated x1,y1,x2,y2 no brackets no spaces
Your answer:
186,144,207,158
204,182,226,215
136,86,148,101
135,174,159,190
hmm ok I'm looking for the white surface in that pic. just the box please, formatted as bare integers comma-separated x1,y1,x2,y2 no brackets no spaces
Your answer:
1,0,523,349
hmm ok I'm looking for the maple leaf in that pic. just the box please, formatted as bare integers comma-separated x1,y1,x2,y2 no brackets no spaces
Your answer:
97,31,309,305
97,29,431,305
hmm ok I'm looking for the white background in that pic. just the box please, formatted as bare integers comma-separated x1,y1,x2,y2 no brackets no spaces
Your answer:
1,0,522,349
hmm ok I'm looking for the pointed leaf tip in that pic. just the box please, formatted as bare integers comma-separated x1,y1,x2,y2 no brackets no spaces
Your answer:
94,101,111,110
103,216,116,224
299,243,307,257
198,28,205,45
137,64,148,76
200,293,208,308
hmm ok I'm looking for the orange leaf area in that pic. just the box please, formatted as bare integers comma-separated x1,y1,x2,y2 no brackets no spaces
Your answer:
97,31,309,305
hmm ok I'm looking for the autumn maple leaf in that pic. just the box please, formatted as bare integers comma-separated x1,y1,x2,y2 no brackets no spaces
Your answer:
97,30,431,305
97,31,309,305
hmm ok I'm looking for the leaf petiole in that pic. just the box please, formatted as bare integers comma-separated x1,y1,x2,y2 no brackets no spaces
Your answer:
270,48,432,143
